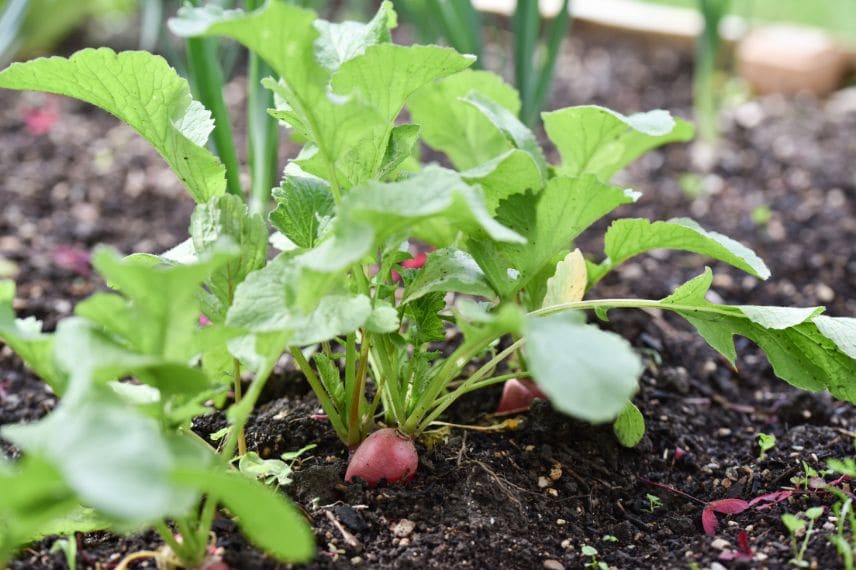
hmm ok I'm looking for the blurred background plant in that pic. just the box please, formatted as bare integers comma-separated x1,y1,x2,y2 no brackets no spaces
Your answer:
395,0,571,126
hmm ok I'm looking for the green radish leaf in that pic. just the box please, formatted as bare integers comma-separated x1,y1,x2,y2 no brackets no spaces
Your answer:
172,2,471,186
589,217,770,285
172,468,315,563
467,175,638,300
314,352,345,406
366,301,400,333
660,269,856,400
813,316,856,359
460,149,543,214
524,312,643,423
299,166,523,274
270,169,335,250
191,194,268,322
406,292,447,345
612,402,645,447
379,123,420,179
226,255,374,345
461,91,548,179
408,69,520,170
2,388,202,521
402,248,495,303
0,281,62,392
0,48,225,202
543,106,694,181
314,0,396,72
90,245,236,361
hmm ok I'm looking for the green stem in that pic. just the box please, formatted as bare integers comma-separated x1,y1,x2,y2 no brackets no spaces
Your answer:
419,372,524,432
185,34,242,198
513,0,540,125
347,331,372,444
527,0,571,125
232,358,247,456
289,347,349,440
401,327,498,434
154,520,194,564
175,517,202,563
246,0,278,214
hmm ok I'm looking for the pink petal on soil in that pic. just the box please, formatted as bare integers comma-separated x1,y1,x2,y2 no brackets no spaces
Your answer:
719,530,754,561
674,447,686,461
702,499,749,536
748,490,792,510
24,102,59,135
198,314,212,326
52,245,91,276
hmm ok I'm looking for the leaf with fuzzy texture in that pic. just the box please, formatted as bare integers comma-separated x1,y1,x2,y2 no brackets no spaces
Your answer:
270,170,335,250
460,149,542,214
589,217,770,285
524,312,643,423
543,106,694,181
0,49,225,202
172,2,472,186
461,91,547,179
403,248,494,303
0,281,62,392
467,175,638,301
299,166,523,275
659,269,856,401
191,194,268,322
408,69,520,170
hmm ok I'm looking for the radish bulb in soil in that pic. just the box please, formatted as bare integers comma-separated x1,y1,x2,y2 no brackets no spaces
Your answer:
495,378,547,415
345,428,418,486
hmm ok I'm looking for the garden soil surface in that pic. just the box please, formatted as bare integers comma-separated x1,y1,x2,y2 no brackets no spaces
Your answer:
2,30,856,570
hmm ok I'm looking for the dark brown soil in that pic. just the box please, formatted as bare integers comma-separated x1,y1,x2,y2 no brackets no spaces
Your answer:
3,30,856,570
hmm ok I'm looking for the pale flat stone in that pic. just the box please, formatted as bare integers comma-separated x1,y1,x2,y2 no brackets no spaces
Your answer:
737,25,848,96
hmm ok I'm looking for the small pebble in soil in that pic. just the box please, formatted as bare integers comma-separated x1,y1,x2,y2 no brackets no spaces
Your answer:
391,518,415,538
542,559,565,570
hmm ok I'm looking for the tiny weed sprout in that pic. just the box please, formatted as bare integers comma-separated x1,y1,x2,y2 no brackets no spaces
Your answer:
1,0,856,566
645,494,664,514
783,507,824,568
757,432,776,462
581,544,608,570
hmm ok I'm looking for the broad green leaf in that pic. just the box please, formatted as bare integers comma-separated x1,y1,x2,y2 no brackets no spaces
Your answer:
659,269,856,400
172,468,314,563
28,506,111,540
402,247,494,303
814,316,856,359
299,166,524,274
543,105,694,181
226,255,372,345
378,123,420,179
460,149,543,214
269,170,334,249
2,388,200,521
524,312,643,423
612,402,645,447
172,3,471,186
0,281,62,392
0,457,78,564
313,0,396,72
462,92,548,179
366,301,400,333
467,175,638,300
91,245,235,360
542,249,587,309
589,217,770,285
406,292,447,345
0,49,225,202
408,69,520,170
191,194,268,322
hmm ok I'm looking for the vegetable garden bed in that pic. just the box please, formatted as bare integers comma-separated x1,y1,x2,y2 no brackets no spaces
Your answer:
2,8,856,570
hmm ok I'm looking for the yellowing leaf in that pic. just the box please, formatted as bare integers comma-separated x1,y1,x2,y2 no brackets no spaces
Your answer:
542,249,587,309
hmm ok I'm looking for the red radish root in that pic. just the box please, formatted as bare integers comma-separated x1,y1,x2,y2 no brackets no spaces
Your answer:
496,378,547,415
345,428,418,487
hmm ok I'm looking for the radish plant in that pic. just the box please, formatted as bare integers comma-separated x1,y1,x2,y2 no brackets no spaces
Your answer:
1,0,856,562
